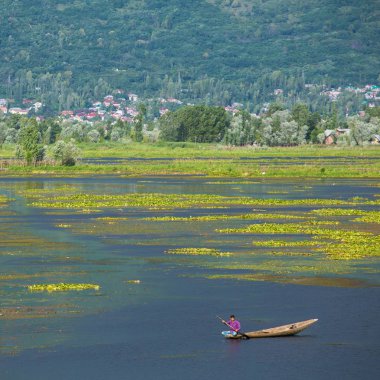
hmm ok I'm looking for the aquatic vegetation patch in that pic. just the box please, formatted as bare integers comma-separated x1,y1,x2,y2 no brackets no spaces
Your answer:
0,230,73,250
28,192,373,211
217,221,339,235
204,181,259,185
310,208,366,216
56,223,72,228
0,194,13,206
253,240,323,247
269,251,313,257
95,217,129,221
310,208,380,224
77,208,103,214
31,193,233,210
200,259,355,274
202,274,372,288
352,212,380,224
17,186,78,196
165,248,232,256
219,221,380,260
0,306,59,320
28,283,100,292
316,231,380,259
143,213,311,222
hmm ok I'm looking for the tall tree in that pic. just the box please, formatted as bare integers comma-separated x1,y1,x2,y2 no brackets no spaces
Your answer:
18,118,41,165
133,103,147,142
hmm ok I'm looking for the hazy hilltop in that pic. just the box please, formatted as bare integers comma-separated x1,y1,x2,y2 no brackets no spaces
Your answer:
0,0,379,109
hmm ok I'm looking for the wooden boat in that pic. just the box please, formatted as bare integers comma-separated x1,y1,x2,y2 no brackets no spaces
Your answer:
225,318,318,339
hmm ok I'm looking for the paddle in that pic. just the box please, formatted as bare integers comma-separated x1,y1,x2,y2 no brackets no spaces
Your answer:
216,315,250,340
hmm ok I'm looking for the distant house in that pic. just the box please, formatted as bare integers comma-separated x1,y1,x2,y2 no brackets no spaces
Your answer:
323,130,335,145
370,134,380,144
224,106,239,114
166,97,182,104
104,95,114,102
125,107,138,117
159,108,169,116
86,112,98,120
9,107,29,115
61,110,74,117
33,102,42,111
335,128,350,137
0,105,7,114
128,93,139,102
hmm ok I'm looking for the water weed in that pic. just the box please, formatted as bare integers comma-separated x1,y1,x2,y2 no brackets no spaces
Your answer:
28,283,100,292
165,248,232,256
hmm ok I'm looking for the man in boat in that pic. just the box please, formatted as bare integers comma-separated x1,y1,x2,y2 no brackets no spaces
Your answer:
221,315,241,337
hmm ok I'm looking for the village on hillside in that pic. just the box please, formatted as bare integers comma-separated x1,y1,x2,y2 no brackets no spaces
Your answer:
0,84,379,123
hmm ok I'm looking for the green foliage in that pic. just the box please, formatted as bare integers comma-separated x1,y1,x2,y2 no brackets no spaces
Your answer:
48,139,81,166
365,106,380,118
160,105,229,142
1,1,378,111
133,103,147,142
291,103,310,128
17,118,42,165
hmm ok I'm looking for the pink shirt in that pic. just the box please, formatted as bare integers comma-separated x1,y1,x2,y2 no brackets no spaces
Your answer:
227,319,241,332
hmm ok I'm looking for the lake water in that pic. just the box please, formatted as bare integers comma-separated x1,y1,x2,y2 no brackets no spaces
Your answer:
1,176,379,379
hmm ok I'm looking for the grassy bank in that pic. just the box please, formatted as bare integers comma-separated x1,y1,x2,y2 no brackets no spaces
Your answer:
78,142,380,159
1,142,379,178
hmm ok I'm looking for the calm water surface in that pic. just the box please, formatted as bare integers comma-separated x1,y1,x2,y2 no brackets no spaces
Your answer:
0,176,379,379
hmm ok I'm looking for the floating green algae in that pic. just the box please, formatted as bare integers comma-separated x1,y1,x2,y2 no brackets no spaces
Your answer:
28,283,100,292
0,194,13,206
352,212,380,224
310,208,366,216
253,240,323,247
95,217,129,221
28,192,376,211
165,248,232,256
143,213,311,222
56,223,72,228
202,273,372,288
310,208,380,225
269,251,313,257
17,186,78,196
316,231,380,259
30,193,232,210
217,221,340,235
218,221,380,260
199,259,358,274
0,306,73,320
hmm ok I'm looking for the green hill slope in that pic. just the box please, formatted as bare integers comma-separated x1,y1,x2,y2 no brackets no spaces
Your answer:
0,0,379,110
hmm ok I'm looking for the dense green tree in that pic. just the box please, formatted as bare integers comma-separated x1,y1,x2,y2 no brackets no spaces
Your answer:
48,139,81,166
365,106,380,118
160,105,229,143
133,103,147,142
291,103,310,128
267,103,285,116
17,118,41,165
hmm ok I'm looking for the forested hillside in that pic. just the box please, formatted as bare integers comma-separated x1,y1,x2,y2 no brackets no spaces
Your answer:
1,0,379,111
